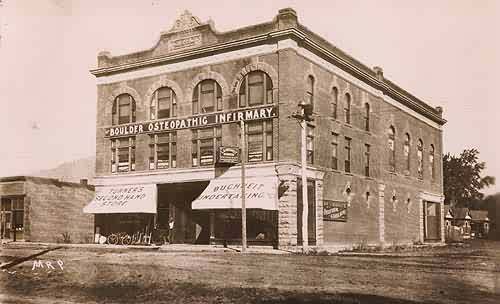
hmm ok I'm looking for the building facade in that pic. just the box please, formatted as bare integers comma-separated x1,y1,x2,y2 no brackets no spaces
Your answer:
90,8,446,248
0,176,94,243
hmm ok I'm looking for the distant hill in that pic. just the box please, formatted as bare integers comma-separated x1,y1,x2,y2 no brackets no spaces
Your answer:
32,156,96,183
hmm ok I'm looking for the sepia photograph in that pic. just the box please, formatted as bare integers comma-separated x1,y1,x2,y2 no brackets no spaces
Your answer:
0,0,499,303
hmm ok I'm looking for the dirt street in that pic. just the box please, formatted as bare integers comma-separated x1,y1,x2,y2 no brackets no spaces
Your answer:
1,240,499,303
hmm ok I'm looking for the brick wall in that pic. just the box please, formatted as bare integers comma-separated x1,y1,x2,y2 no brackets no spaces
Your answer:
96,54,280,175
93,13,445,248
25,179,94,243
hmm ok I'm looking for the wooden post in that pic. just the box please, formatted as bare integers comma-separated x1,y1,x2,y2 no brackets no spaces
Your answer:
300,116,309,250
209,212,215,244
241,120,247,253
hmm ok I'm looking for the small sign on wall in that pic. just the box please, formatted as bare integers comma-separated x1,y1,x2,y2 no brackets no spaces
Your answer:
323,200,348,222
217,146,240,164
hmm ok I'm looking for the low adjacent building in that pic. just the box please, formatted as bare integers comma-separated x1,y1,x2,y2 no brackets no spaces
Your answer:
0,176,94,243
469,210,490,238
444,206,490,241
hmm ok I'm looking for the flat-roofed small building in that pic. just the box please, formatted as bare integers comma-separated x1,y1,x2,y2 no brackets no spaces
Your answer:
0,176,94,243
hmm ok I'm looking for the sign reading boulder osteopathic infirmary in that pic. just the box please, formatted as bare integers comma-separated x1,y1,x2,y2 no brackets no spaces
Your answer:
106,105,277,137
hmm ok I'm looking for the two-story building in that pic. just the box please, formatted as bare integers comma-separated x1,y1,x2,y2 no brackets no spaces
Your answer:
85,8,446,249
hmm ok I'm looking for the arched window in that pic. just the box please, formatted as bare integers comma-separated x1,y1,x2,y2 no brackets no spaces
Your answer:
239,71,273,107
388,126,396,172
429,144,435,180
417,139,424,179
112,94,136,125
150,87,177,120
344,93,351,124
306,75,314,106
193,79,222,114
331,87,338,119
404,133,411,173
364,103,370,131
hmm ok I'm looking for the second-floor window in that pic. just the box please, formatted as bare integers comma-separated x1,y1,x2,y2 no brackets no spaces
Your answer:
239,71,273,107
192,127,222,166
112,94,136,125
150,87,177,120
306,125,314,164
345,137,352,173
364,143,370,177
193,80,222,114
245,120,273,162
149,132,177,170
111,137,135,173
331,132,338,170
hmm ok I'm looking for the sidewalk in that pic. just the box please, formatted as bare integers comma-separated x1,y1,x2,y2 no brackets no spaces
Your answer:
159,244,291,254
1,241,160,252
1,241,290,254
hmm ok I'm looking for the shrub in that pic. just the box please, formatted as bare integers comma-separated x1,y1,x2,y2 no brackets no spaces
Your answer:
61,232,72,244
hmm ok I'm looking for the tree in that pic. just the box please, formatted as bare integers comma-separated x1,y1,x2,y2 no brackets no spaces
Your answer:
443,149,495,207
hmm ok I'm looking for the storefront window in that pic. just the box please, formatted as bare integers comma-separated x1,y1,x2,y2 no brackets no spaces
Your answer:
1,196,24,240
111,137,136,173
192,127,222,166
149,132,177,170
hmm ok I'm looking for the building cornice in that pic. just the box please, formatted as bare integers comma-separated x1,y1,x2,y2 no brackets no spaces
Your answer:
91,24,446,126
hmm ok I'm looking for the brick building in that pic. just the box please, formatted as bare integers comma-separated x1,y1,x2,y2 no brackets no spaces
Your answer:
0,176,94,243
88,8,446,248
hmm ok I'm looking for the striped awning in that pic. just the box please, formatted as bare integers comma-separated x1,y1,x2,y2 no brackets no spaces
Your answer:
192,167,278,210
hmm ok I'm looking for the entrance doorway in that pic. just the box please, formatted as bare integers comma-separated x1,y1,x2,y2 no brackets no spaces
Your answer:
424,201,441,241
157,182,209,244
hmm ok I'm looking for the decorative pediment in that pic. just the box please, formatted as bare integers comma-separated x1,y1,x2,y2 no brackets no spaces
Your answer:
168,10,202,33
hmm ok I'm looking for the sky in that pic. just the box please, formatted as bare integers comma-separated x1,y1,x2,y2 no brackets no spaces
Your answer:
0,0,499,195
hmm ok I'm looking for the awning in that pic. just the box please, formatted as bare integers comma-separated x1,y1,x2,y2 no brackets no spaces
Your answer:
83,184,157,214
192,167,278,210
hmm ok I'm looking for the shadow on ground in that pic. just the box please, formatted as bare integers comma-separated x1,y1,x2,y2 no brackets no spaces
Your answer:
1,277,442,304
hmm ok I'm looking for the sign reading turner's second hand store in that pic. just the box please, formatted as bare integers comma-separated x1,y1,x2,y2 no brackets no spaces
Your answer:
105,105,278,137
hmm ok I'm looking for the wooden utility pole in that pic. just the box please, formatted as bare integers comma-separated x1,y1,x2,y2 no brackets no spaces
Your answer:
240,120,247,253
300,109,309,251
